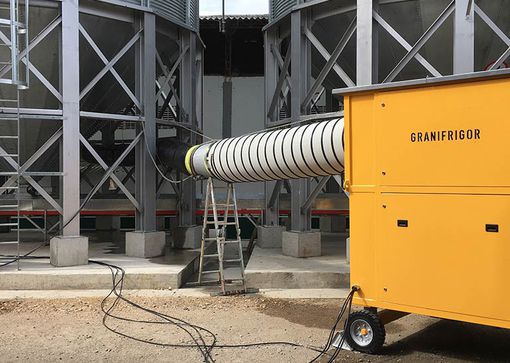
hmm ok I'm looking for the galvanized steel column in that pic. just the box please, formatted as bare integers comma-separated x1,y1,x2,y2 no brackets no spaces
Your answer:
290,10,311,231
356,0,378,85
264,29,280,226
135,12,157,231
454,0,474,74
179,31,197,226
61,0,80,236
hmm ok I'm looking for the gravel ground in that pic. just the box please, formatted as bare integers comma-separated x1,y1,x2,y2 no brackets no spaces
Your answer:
0,294,509,362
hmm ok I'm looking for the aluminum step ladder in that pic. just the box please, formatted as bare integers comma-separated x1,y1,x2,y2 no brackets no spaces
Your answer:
198,178,246,294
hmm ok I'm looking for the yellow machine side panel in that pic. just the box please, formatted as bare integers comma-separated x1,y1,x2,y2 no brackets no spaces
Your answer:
374,78,510,188
374,193,510,323
349,193,378,304
344,94,376,190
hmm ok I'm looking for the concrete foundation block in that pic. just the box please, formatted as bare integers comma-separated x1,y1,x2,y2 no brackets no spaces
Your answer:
173,225,202,249
257,225,285,248
282,231,321,258
126,231,166,258
50,236,89,267
320,216,332,232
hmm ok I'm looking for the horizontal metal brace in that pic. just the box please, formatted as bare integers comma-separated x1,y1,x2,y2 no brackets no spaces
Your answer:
266,111,344,128
80,111,143,122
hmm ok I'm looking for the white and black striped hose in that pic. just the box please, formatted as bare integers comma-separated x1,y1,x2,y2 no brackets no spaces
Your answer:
184,118,344,183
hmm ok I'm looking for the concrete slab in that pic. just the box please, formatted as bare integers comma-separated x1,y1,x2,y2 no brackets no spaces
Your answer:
245,232,349,289
0,242,199,290
0,288,349,300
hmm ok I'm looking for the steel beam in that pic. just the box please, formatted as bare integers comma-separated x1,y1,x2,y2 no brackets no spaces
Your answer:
79,24,141,109
490,47,510,70
61,0,81,236
79,111,143,122
357,0,377,85
264,181,281,226
267,43,292,120
474,4,510,70
0,29,62,102
474,5,510,47
373,12,442,77
178,30,197,226
264,30,281,225
269,43,291,120
454,0,474,74
134,12,157,231
80,29,142,100
301,176,330,212
383,1,454,83
302,17,356,108
290,10,311,232
155,45,189,101
79,134,140,211
82,132,142,210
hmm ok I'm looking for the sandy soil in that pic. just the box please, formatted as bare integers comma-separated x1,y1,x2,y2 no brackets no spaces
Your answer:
0,294,509,362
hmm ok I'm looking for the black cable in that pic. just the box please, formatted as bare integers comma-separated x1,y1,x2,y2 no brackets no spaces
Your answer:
90,259,325,363
309,286,357,363
1,253,327,361
90,260,216,362
327,290,355,363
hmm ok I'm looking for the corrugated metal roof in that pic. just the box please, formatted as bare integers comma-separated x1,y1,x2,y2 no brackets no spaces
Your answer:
200,14,269,21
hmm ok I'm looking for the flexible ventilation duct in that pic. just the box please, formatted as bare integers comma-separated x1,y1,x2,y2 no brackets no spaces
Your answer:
185,118,344,183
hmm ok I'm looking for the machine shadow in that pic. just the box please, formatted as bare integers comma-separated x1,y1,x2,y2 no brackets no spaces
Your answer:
381,319,510,362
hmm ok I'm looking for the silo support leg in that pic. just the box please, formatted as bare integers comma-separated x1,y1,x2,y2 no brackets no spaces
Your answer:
127,12,164,258
51,0,89,267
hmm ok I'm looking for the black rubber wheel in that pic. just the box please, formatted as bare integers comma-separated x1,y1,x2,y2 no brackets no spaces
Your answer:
344,310,385,354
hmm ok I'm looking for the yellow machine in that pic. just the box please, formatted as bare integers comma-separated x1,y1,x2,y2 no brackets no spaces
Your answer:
337,70,510,353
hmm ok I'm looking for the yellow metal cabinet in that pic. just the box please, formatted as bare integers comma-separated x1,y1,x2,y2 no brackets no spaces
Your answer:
337,70,510,352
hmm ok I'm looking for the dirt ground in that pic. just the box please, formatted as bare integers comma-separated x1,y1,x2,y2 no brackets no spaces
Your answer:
0,294,509,363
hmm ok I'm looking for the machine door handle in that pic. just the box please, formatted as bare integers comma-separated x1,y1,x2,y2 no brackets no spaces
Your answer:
485,224,499,233
397,219,408,228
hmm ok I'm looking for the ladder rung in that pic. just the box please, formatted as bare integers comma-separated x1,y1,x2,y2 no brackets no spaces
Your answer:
220,240,241,245
0,241,18,245
215,203,235,207
0,135,18,138
0,154,17,157
0,205,17,208
0,172,17,176
0,223,18,227
201,270,220,274
203,254,219,258
206,221,231,225
204,237,224,241
0,99,18,103
223,259,242,263
0,186,17,190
